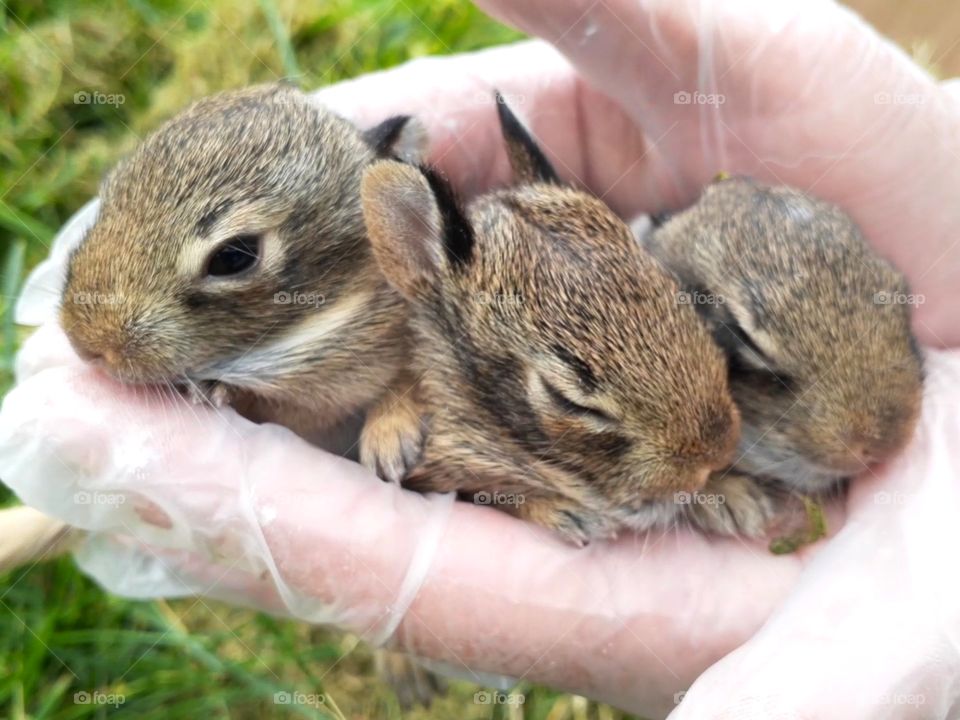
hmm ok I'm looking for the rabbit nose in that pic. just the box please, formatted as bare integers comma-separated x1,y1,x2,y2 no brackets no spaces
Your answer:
839,440,879,472
72,343,102,363
848,442,870,463
686,465,712,492
70,338,123,373
660,465,712,497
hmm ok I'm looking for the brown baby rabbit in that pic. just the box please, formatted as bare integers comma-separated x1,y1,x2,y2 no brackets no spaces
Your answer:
645,177,924,497
59,83,426,481
360,94,757,545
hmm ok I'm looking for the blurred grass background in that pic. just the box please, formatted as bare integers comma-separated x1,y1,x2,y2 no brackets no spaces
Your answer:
0,0,955,718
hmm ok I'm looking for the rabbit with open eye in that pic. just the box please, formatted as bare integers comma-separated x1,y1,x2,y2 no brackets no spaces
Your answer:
58,83,427,481
360,95,753,546
644,177,924,499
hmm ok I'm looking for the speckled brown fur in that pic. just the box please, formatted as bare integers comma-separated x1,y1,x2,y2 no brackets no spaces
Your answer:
59,83,424,478
361,100,745,544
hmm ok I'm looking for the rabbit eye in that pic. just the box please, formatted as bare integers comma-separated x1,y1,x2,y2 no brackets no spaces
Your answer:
722,327,795,389
540,377,616,424
205,234,261,277
714,321,773,368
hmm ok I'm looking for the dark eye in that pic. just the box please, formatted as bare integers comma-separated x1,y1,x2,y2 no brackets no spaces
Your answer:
541,378,616,424
717,324,795,389
205,235,261,277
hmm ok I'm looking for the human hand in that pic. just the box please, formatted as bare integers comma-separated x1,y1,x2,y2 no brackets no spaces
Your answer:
4,0,960,718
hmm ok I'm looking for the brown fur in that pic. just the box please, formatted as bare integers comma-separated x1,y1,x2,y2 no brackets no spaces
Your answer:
646,177,924,494
361,102,745,545
58,83,423,477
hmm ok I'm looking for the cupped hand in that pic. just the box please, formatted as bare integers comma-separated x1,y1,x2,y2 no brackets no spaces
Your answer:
3,1,960,718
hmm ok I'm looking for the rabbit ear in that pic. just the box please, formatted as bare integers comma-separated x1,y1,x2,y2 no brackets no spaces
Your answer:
494,91,559,185
361,160,473,300
363,115,428,162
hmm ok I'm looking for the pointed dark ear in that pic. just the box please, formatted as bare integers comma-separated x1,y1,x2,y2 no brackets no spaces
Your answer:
361,161,473,299
494,91,559,185
363,116,428,162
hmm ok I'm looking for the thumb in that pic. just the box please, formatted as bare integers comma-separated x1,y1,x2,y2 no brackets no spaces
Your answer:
669,350,960,720
475,0,960,349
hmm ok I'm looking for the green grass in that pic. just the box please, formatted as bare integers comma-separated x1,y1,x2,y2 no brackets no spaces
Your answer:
0,1,644,717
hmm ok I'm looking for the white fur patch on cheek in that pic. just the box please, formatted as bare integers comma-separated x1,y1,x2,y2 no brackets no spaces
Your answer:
201,288,373,387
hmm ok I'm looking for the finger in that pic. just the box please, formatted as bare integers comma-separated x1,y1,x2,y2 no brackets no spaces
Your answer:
0,361,807,715
671,350,960,719
474,0,960,347
397,505,809,716
15,198,100,327
13,323,84,383
313,40,667,218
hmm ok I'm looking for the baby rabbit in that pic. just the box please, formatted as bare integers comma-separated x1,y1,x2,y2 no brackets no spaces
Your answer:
59,83,426,481
360,95,755,545
645,177,924,495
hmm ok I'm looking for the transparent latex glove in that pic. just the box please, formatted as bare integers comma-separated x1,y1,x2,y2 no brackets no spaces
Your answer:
4,1,960,717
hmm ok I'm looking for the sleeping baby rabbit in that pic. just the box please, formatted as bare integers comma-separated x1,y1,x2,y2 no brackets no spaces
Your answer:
360,95,768,545
645,177,924,495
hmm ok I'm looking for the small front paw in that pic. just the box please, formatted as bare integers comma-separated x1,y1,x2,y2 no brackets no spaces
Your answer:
688,472,777,538
518,497,618,547
185,380,232,408
360,395,425,484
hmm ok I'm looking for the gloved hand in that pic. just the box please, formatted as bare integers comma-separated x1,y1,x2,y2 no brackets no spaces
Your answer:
3,0,960,717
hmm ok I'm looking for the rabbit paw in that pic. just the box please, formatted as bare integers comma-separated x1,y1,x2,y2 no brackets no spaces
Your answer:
687,472,777,538
360,390,425,484
518,497,617,547
375,649,445,709
184,380,232,408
